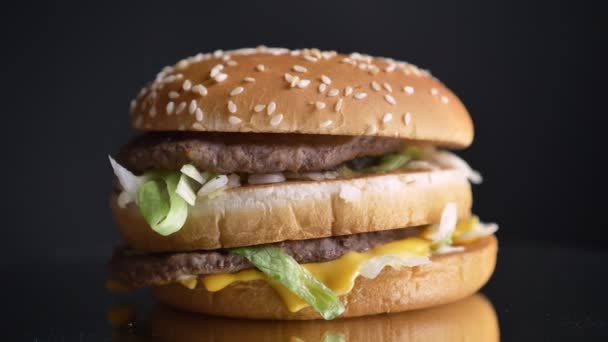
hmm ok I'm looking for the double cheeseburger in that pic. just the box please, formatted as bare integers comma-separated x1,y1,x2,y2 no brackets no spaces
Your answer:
108,46,498,320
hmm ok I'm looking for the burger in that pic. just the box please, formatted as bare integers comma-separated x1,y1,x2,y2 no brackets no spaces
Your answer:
108,46,498,320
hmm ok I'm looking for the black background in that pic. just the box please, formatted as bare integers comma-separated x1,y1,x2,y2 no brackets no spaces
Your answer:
2,0,607,339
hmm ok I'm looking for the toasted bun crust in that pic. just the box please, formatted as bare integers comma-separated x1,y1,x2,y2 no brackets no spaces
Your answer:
152,235,497,320
150,294,499,341
131,47,473,147
112,169,472,252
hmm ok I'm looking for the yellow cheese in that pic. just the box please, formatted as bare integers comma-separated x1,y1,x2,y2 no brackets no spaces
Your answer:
178,276,198,290
203,237,431,312
453,215,480,243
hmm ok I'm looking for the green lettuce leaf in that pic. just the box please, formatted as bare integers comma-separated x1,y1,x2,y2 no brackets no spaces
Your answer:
360,152,411,173
137,172,188,236
230,246,345,320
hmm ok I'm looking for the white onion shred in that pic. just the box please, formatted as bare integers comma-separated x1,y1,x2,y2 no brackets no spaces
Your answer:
198,175,229,197
422,202,458,244
339,184,361,203
359,255,430,279
248,173,286,185
176,175,198,205
455,222,499,242
283,171,338,181
434,245,465,255
108,155,143,208
430,151,483,184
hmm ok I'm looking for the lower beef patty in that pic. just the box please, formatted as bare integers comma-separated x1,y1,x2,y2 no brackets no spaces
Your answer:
118,132,405,174
110,227,420,288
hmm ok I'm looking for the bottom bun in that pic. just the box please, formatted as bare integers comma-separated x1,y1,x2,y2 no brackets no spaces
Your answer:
149,294,499,342
152,235,497,320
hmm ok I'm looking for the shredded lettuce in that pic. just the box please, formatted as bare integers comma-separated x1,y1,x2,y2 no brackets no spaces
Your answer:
137,172,188,236
230,246,345,320
359,152,411,173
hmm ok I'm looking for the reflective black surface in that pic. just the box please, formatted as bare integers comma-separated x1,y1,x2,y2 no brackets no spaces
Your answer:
5,238,607,341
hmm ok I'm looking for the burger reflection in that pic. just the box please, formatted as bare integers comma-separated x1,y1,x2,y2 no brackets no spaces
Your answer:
113,294,498,341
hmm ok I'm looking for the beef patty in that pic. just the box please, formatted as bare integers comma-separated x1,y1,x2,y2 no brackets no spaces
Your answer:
118,132,405,174
110,227,420,288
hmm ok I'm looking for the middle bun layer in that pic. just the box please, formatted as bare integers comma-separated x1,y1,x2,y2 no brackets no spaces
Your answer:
112,169,472,252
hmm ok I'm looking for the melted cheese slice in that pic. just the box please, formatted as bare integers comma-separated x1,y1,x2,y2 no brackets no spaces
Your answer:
203,237,431,312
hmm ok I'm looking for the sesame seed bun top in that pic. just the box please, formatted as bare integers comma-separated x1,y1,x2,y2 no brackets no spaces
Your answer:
130,46,474,148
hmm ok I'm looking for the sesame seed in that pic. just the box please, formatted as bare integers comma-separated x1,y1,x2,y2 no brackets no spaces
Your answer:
290,75,300,88
178,124,186,131
256,64,266,72
318,83,327,93
254,104,266,112
430,88,439,95
297,79,311,88
382,112,393,123
222,55,231,61
210,64,224,77
182,80,192,91
243,76,255,83
403,86,414,95
188,100,197,114
441,95,449,103
227,60,238,67
315,101,326,110
383,82,393,93
303,55,318,62
169,91,180,99
195,108,204,122
292,65,308,73
192,122,204,130
354,92,368,100
230,86,244,96
214,73,228,82
327,88,340,97
166,101,175,115
130,100,136,111
228,100,237,113
366,124,378,134
192,84,208,96
335,98,344,112
404,112,412,126
344,86,353,96
270,113,284,127
321,75,332,85
228,116,242,125
384,64,396,72
371,81,381,91
320,120,333,128
148,106,157,117
384,94,396,105
176,60,189,70
284,73,294,82
267,101,276,115
175,101,186,114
